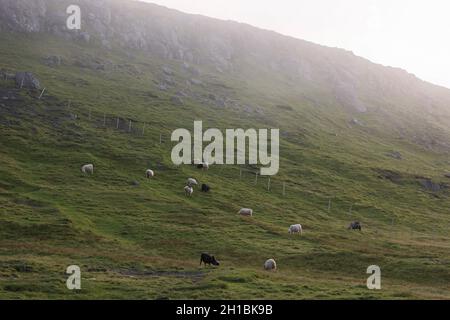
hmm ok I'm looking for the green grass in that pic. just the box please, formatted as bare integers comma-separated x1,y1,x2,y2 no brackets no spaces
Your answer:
0,32,449,299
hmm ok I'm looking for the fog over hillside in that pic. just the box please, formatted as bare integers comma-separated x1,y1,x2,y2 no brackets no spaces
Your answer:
1,0,450,152
0,0,449,300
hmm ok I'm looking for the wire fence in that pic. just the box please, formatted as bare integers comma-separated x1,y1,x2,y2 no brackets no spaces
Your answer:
12,87,445,239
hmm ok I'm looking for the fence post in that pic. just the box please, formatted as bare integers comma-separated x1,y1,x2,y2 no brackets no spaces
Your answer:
38,88,46,99
254,172,258,185
103,113,106,126
239,169,242,179
267,177,271,191
128,120,132,132
116,117,119,129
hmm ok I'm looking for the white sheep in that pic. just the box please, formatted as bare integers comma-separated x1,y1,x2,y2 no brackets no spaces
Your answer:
264,259,277,271
288,224,303,235
146,169,154,178
198,161,209,170
238,208,253,216
184,185,193,197
187,178,198,187
81,164,94,175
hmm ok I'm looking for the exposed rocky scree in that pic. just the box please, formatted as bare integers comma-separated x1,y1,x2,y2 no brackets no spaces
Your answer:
0,0,434,99
2,0,450,153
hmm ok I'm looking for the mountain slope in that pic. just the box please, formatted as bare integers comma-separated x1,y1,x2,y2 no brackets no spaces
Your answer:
0,0,449,299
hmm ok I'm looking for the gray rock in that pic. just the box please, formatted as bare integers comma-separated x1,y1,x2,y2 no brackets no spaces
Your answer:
79,32,91,43
43,55,62,67
385,151,402,160
0,0,46,33
15,72,40,89
418,178,446,192
215,98,226,108
162,66,173,76
349,118,363,126
189,78,202,85
171,96,184,106
162,75,175,86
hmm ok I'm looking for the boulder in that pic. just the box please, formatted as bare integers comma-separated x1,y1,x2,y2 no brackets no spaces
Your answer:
162,66,173,76
349,118,363,126
385,151,402,160
43,55,62,67
418,178,446,192
79,32,91,43
15,72,40,89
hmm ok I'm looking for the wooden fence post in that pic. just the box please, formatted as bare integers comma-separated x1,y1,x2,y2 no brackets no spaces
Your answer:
116,117,119,129
267,177,271,191
38,88,46,99
128,120,132,132
255,172,258,185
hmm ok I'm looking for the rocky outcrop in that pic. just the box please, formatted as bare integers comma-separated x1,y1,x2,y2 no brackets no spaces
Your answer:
2,0,450,156
385,151,402,160
43,55,62,67
15,72,40,89
0,0,47,33
417,178,447,192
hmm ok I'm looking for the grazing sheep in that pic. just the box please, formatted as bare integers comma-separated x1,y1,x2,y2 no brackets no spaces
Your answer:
200,253,219,266
288,224,302,235
145,169,154,178
201,184,210,192
348,221,362,231
197,161,209,170
238,208,253,216
81,164,94,175
187,178,198,187
184,185,193,197
264,259,277,271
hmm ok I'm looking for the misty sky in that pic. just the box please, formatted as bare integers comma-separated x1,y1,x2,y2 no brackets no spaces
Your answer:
141,0,450,89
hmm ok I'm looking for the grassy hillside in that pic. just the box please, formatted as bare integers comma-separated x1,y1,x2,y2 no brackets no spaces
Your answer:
0,31,450,299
